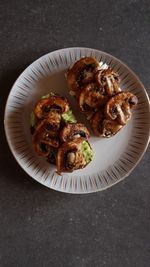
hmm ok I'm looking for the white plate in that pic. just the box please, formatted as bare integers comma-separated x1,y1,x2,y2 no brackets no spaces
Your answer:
4,47,150,193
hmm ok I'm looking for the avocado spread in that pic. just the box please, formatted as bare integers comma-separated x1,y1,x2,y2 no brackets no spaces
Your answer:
30,111,36,127
61,109,77,123
81,140,94,163
41,92,54,99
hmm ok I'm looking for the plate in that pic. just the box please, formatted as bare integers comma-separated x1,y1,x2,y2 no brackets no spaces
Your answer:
4,47,150,193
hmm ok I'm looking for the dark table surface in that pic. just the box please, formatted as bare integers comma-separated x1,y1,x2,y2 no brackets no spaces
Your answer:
0,1,150,266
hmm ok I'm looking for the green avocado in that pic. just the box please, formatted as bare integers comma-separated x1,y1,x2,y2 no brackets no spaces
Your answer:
41,92,54,99
30,111,37,127
81,141,94,163
61,109,77,123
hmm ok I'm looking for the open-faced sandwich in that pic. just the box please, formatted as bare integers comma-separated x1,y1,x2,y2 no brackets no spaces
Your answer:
66,57,138,137
30,93,94,174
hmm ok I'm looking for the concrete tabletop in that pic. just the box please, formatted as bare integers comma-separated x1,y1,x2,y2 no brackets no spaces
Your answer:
0,1,150,266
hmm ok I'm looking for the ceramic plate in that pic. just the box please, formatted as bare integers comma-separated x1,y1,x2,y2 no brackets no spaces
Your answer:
4,47,150,193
